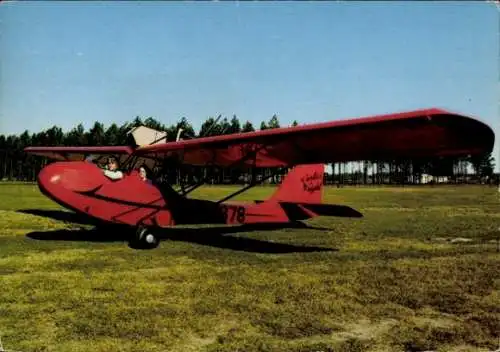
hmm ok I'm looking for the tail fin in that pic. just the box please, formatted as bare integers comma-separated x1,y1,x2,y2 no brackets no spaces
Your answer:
270,164,325,203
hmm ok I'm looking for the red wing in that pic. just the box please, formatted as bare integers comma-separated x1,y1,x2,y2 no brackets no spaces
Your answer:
134,108,495,167
24,146,133,162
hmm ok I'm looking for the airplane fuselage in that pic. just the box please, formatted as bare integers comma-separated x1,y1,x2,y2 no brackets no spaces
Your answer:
37,161,312,229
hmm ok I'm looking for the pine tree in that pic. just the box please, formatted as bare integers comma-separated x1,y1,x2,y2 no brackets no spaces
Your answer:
229,115,241,134
241,121,255,133
469,152,495,178
104,123,120,146
268,114,280,129
87,122,105,146
199,117,221,137
174,117,196,140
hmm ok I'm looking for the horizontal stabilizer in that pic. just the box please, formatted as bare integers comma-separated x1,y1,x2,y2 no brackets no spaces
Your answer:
279,202,363,220
298,203,363,218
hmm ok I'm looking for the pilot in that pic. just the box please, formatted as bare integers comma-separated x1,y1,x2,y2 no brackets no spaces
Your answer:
102,157,124,180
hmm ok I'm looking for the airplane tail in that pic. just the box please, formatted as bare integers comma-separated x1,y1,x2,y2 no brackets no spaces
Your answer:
268,164,363,219
270,164,325,204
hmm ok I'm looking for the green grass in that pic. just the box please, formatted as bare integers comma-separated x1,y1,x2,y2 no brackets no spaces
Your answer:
0,183,499,351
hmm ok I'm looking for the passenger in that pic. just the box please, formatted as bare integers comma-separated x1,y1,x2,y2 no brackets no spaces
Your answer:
139,165,153,184
102,157,124,180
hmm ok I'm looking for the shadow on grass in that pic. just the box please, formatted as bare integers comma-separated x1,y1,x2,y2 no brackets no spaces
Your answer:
18,208,100,226
22,209,337,254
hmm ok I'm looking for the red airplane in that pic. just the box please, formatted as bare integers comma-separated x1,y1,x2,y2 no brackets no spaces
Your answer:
24,108,494,248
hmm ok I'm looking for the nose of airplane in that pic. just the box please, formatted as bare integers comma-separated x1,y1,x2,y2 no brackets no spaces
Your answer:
38,161,107,193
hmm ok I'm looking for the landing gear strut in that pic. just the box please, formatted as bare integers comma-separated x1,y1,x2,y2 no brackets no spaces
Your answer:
129,226,160,249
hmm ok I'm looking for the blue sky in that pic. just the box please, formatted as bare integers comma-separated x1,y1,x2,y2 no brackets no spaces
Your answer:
1,1,498,168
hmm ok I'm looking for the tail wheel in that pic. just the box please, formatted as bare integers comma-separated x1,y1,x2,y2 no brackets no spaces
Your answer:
131,226,160,249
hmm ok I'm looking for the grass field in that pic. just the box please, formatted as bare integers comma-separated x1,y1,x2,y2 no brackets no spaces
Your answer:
0,183,499,352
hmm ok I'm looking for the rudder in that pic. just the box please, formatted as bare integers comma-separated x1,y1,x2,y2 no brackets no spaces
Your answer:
270,164,325,204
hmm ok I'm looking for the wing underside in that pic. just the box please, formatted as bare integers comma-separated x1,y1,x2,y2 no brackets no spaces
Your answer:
24,109,494,168
134,109,494,168
24,146,133,163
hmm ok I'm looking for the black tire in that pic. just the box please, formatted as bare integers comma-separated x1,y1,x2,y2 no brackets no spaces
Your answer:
129,226,160,249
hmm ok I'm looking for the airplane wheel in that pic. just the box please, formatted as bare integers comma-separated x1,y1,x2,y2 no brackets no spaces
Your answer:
130,226,159,249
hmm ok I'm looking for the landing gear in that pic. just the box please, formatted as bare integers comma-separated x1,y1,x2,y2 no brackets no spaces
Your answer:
129,226,160,249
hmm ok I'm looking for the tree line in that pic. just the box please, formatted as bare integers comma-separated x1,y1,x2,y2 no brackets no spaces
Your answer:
0,114,496,185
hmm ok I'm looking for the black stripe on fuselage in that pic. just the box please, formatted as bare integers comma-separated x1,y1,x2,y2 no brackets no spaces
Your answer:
76,188,165,210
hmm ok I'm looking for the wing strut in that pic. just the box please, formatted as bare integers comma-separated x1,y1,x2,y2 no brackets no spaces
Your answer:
215,167,287,204
178,143,272,197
